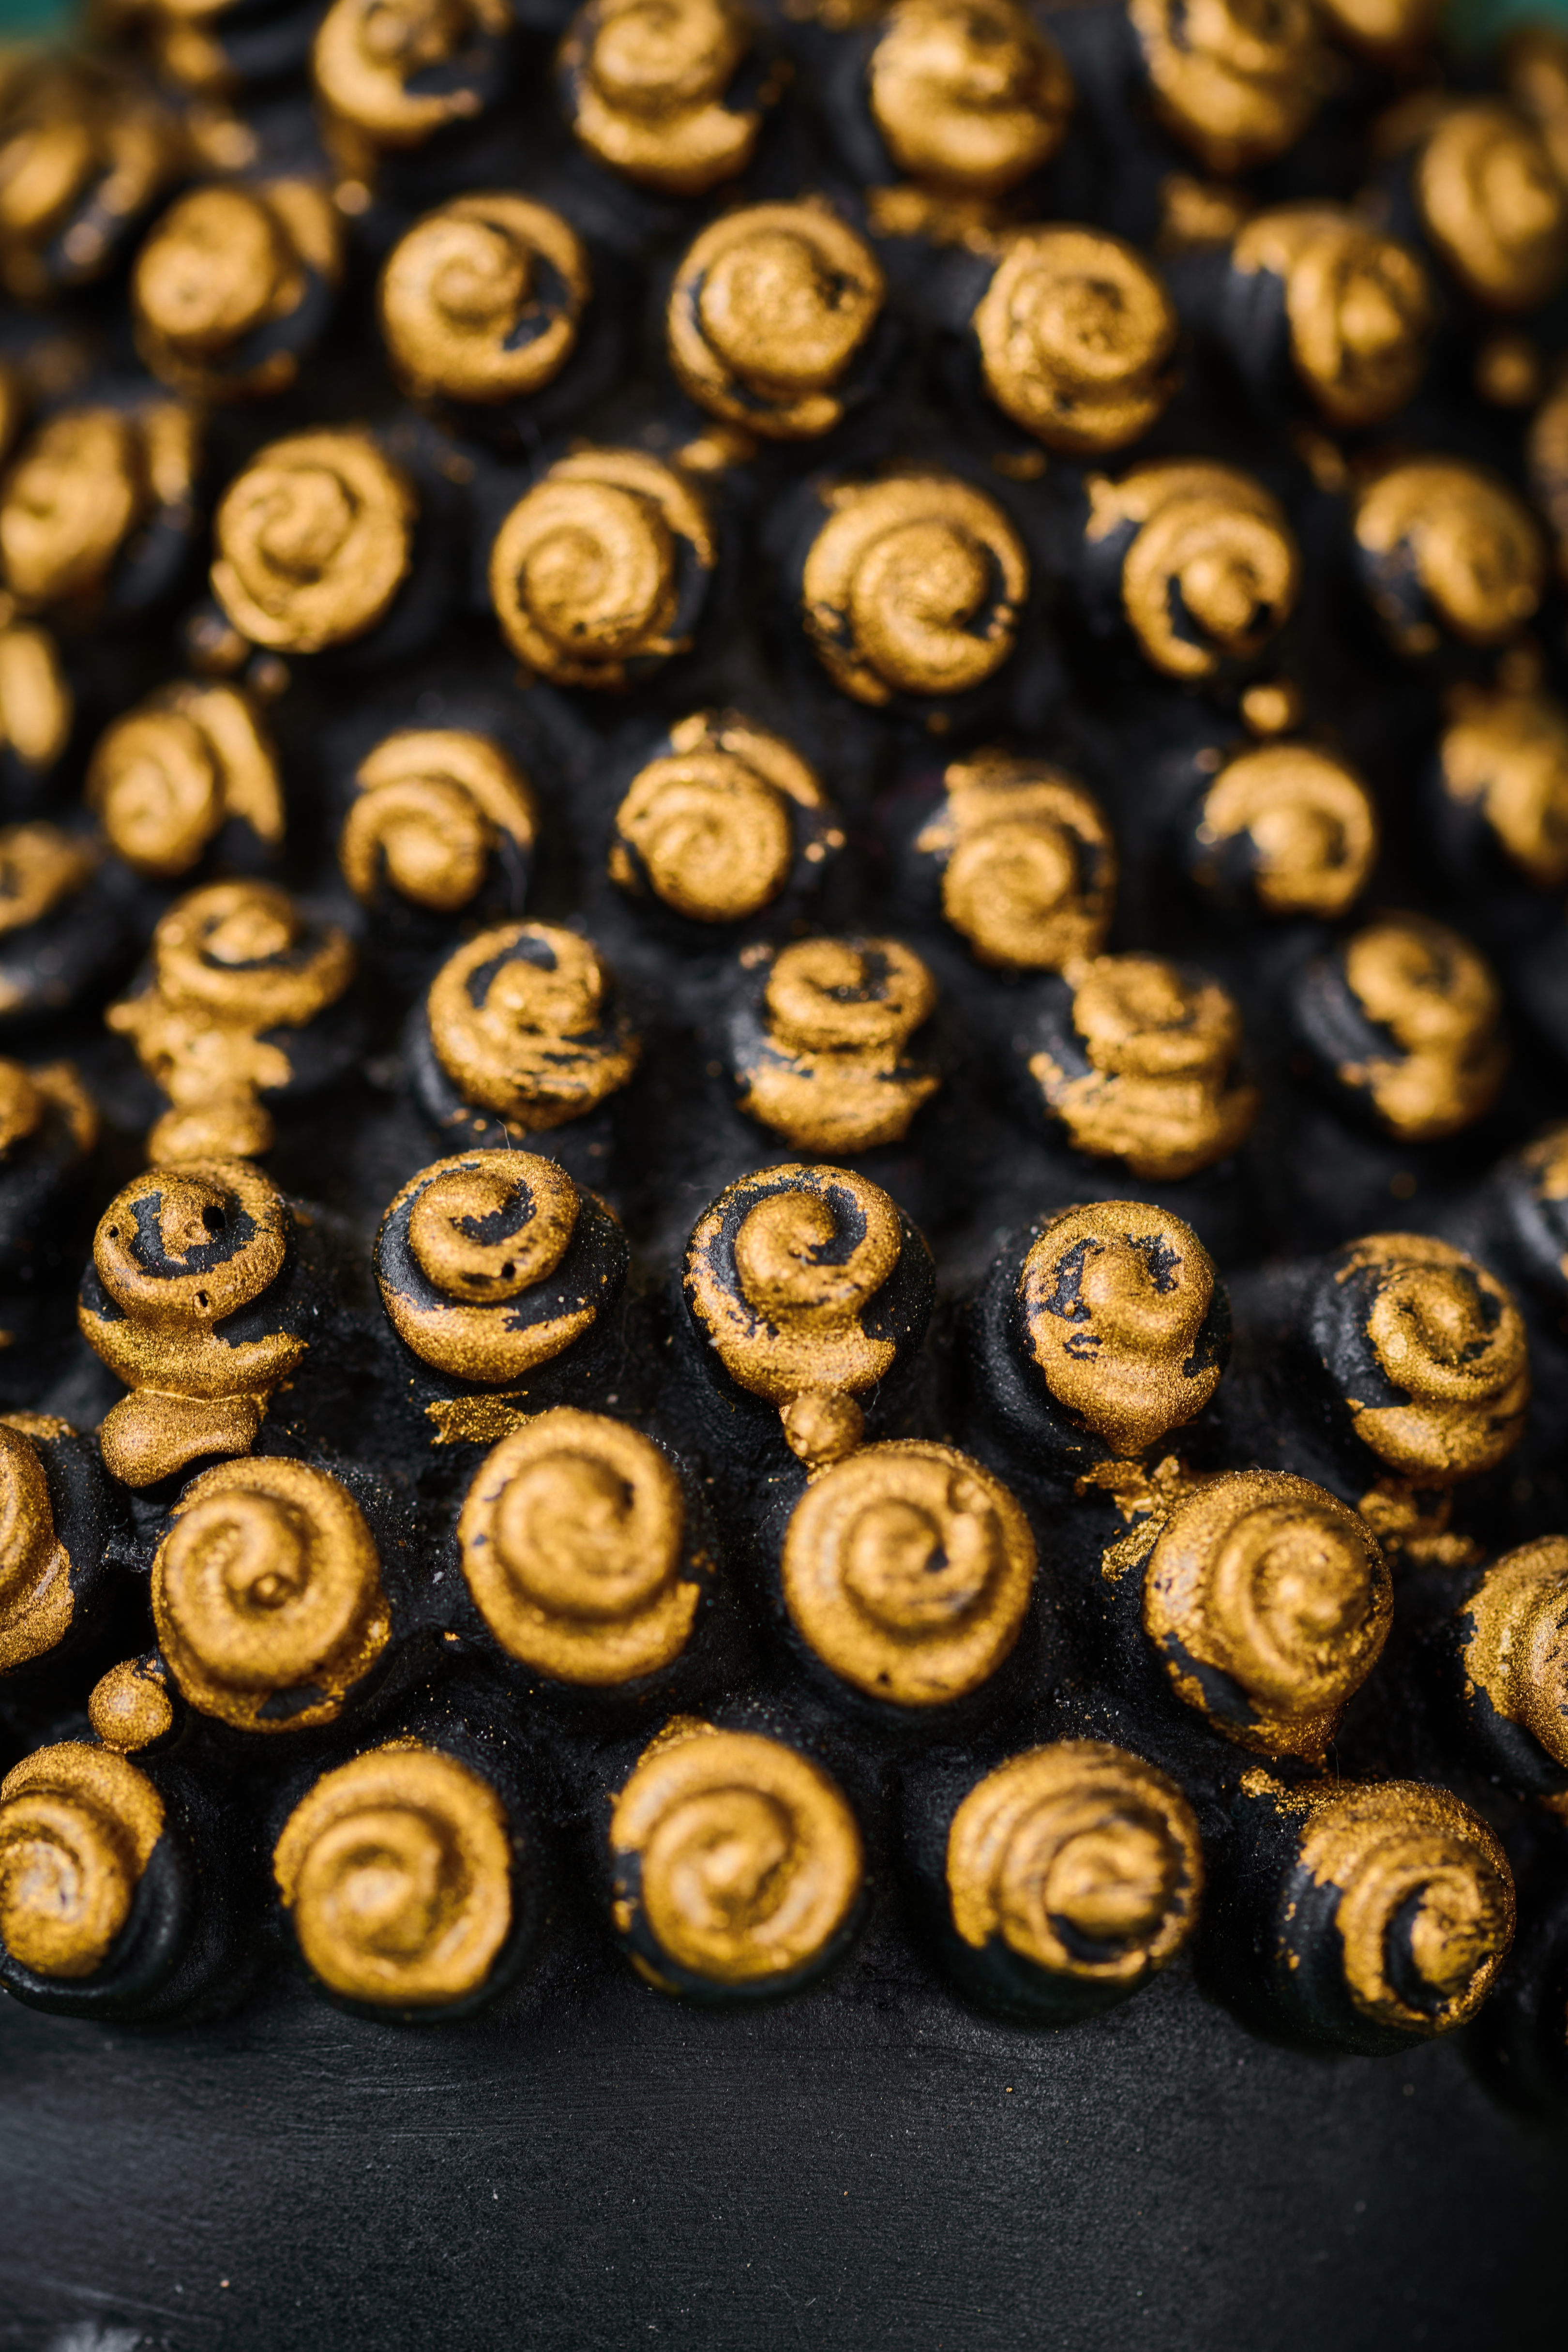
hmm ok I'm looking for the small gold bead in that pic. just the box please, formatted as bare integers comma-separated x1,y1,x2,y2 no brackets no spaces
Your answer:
274,1743,513,2005
610,1720,862,1989
88,1658,176,1754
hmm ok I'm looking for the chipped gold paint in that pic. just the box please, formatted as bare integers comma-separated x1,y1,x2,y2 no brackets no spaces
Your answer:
1460,1538,1568,1768
380,195,590,403
0,402,195,611
1336,1233,1530,1479
948,1742,1202,1982
313,0,513,147
972,228,1176,455
0,1742,164,1979
1144,1470,1391,1761
610,1720,862,1985
1354,462,1544,652
802,473,1027,704
736,937,939,1153
1198,743,1378,918
88,682,283,878
0,1419,72,1674
133,178,343,398
1093,461,1299,681
153,1456,390,1733
611,711,829,923
80,1159,308,1488
1416,101,1568,313
684,1165,904,1450
108,880,354,1162
781,1440,1034,1708
1295,1779,1513,2035
1437,688,1568,889
0,624,71,771
0,823,93,936
489,447,715,689
1335,914,1507,1141
1017,1203,1223,1457
1232,205,1432,427
212,429,415,654
920,753,1116,971
341,728,535,913
377,1149,608,1384
1128,0,1322,176
427,921,639,1131
458,1409,698,1683
559,0,765,195
88,1658,176,1753
867,0,1072,194
275,1741,513,2004
668,203,884,441
1028,953,1258,1181
1355,1478,1479,1571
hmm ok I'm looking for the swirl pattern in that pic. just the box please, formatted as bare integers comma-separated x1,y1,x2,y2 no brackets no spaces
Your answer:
558,0,765,195
88,683,283,879
133,177,343,399
1353,460,1544,656
1437,688,1568,889
973,229,1176,454
1195,743,1378,918
380,195,589,404
312,0,513,148
732,936,940,1154
0,1420,71,1674
1091,461,1300,681
610,712,835,924
211,429,416,654
1231,204,1433,427
425,922,640,1133
340,728,535,913
867,0,1072,194
1296,912,1508,1142
668,203,884,440
0,1743,164,1980
1129,0,1322,173
609,1722,863,1994
1417,100,1568,313
274,1744,514,2006
802,473,1027,704
917,753,1116,970
1460,1538,1568,1775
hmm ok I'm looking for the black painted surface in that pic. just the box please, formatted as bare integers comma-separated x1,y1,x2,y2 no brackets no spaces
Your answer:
0,1916,1561,2352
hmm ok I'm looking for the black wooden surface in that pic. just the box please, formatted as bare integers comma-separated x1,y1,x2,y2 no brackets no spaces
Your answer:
0,1910,1562,2352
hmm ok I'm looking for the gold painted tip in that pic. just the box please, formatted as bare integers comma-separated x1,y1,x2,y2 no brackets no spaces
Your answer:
211,428,416,654
780,1439,1035,1708
611,1724,862,1986
974,228,1176,454
0,1742,163,1979
948,1742,1203,1982
1109,461,1299,681
869,0,1073,196
737,936,939,1153
380,195,588,404
88,1658,176,1753
668,204,883,441
342,727,535,911
1460,1537,1568,1767
1201,742,1377,918
275,1742,513,2005
1336,1233,1530,1479
1144,1469,1393,1758
931,754,1116,972
560,0,762,196
1437,687,1568,890
1417,100,1568,314
1354,459,1545,650
1331,914,1507,1142
1129,0,1322,175
426,920,640,1130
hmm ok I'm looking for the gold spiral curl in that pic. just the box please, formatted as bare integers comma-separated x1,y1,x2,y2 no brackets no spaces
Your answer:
380,195,589,404
781,1439,1035,1708
153,1456,390,1733
0,623,71,773
1198,743,1378,918
1354,461,1544,654
427,920,640,1131
1337,1234,1530,1479
1335,913,1507,1141
1417,100,1568,313
560,0,763,195
0,401,196,612
490,446,715,689
974,228,1176,455
81,1158,308,1488
0,1419,71,1674
803,472,1027,704
948,1742,1202,1984
611,712,830,923
1232,203,1433,427
1090,461,1299,681
0,1743,164,1980
340,728,535,913
88,683,283,879
212,428,416,655
1460,1537,1568,1771
1296,1780,1514,2035
1028,953,1258,1180
1438,687,1568,889
919,752,1116,970
668,203,884,441
868,0,1072,195
610,1720,862,1988
133,178,343,398
312,0,513,148
1017,1203,1223,1457
1129,0,1322,175
274,1743,513,2005
1145,1470,1392,1759
738,936,939,1153
458,1409,697,1683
